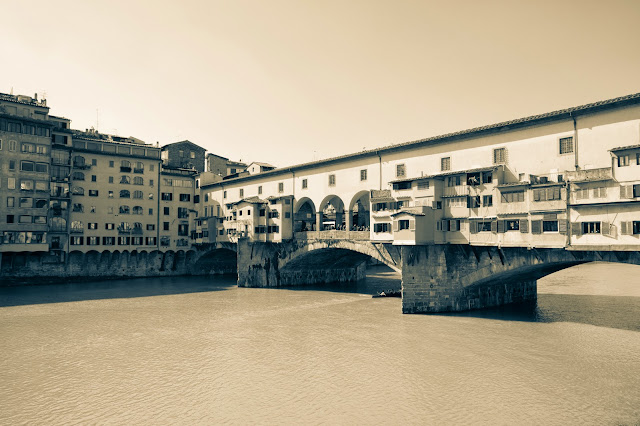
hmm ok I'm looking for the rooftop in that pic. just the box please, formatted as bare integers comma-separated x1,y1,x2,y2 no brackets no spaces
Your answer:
200,91,640,188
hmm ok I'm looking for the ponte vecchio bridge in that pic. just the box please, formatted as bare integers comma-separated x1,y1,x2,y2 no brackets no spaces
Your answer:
195,93,640,313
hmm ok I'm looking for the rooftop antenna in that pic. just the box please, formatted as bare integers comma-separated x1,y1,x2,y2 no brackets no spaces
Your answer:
96,109,99,131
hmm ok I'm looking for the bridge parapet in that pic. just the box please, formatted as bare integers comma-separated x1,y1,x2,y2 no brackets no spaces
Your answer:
294,230,370,241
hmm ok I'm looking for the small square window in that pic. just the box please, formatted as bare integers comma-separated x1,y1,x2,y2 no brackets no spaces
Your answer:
108,176,114,184
441,157,451,171
302,179,308,189
618,155,630,167
328,174,336,186
559,137,573,154
91,175,96,182
493,148,506,164
396,164,406,177
91,159,97,166
109,161,114,168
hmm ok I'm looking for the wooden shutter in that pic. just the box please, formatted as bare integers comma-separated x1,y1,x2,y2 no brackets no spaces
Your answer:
409,220,415,231
571,222,581,236
470,221,478,234
620,185,633,199
602,221,610,237
547,188,555,200
531,220,542,234
559,220,567,235
554,187,561,200
497,220,505,233
520,219,529,233
533,189,541,201
491,220,497,233
621,221,631,235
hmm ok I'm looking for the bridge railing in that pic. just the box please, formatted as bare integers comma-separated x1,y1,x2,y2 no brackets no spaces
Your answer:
294,230,370,241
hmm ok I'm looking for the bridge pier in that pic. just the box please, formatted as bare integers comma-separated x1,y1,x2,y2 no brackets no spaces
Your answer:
401,245,542,313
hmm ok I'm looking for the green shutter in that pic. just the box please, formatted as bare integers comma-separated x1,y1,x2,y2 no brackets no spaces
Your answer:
558,220,567,235
520,219,529,233
531,220,542,234
571,222,581,236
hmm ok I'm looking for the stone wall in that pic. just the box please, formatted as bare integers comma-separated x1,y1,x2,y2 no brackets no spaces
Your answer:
400,244,640,313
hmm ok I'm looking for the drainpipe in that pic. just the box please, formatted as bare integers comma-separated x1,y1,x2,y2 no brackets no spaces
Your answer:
571,112,579,170
376,151,382,190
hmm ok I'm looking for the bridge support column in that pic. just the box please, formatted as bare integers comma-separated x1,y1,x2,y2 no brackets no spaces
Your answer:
401,245,538,313
316,212,322,235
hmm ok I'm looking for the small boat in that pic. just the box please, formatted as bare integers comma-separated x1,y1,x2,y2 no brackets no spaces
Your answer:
372,290,401,298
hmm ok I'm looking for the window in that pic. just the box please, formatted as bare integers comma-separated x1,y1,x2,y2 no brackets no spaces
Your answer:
374,223,390,233
72,186,85,196
482,171,493,184
398,219,410,230
328,174,336,186
88,222,98,230
533,187,561,202
109,177,114,184
6,215,14,223
119,205,130,214
441,157,451,171
89,190,99,197
133,190,143,199
446,176,462,187
108,191,114,198
133,177,143,185
543,220,559,232
21,161,34,172
120,190,130,198
505,219,520,231
493,148,506,164
8,178,15,189
477,221,493,232
133,206,143,215
120,160,131,172
150,164,154,171
618,155,629,167
161,193,173,201
19,215,32,224
72,172,85,181
70,236,84,245
178,207,188,218
149,208,153,215
149,179,154,187
190,151,195,159
103,237,116,245
582,222,600,234
180,193,191,202
91,159,97,166
9,140,17,151
302,179,308,189
146,237,157,245
178,224,189,236
417,180,429,190
147,224,155,231
223,191,227,199
109,161,114,168
278,183,284,193
483,195,493,206
91,175,96,182
163,222,170,231
559,137,574,154
393,182,411,190
360,169,367,181
239,189,244,197
258,186,263,194
134,162,144,173
7,197,14,207
105,223,115,230
396,164,406,177
501,191,524,203
164,207,170,215
118,237,130,246
19,197,32,208
468,196,481,208
120,176,130,184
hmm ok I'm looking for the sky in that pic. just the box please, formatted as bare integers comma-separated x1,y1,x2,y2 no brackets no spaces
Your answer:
2,0,639,167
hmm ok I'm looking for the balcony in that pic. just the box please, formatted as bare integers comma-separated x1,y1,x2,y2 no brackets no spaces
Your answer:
120,166,132,173
73,163,91,170
133,168,144,174
442,185,468,197
117,227,131,234
70,227,84,234
565,167,613,183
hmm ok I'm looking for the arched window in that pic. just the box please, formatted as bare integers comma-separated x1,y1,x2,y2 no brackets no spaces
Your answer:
120,190,130,198
71,220,83,231
134,222,142,229
121,160,131,167
119,205,130,214
133,190,143,199
50,217,67,231
119,222,131,231
35,199,47,208
133,176,143,185
72,186,84,196
134,162,144,173
132,206,143,215
73,156,85,167
120,176,130,184
72,172,85,181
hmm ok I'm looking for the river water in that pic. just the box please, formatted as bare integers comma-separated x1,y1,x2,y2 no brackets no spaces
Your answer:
0,262,639,425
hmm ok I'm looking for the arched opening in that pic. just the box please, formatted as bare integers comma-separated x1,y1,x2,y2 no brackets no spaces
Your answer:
318,195,346,230
293,197,316,232
349,190,370,232
279,247,401,294
194,248,238,275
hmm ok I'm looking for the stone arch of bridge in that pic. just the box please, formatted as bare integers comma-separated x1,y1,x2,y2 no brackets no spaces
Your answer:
193,243,239,275
279,240,401,273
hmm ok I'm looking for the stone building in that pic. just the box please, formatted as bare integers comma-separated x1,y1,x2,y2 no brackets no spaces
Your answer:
161,140,206,172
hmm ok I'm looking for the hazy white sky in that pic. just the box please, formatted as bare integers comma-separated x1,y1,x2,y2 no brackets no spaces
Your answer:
2,0,639,167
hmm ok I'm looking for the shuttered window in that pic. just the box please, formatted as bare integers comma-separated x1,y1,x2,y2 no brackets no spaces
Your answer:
531,220,542,234
520,219,529,233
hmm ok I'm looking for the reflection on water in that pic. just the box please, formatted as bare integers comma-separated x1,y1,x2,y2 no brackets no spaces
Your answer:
0,262,639,424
